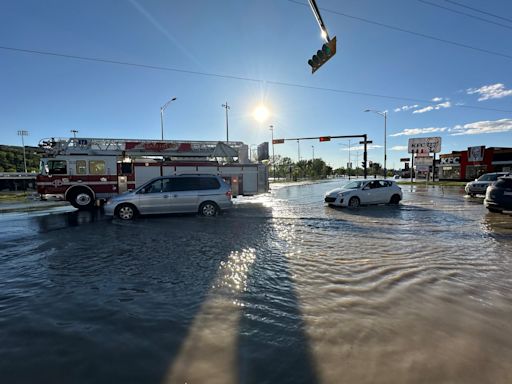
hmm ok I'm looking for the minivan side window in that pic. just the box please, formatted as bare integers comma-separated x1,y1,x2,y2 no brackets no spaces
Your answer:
199,177,220,190
170,177,200,191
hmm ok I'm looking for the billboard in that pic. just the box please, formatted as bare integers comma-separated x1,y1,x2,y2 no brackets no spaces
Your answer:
467,146,485,162
415,156,433,166
408,137,442,154
257,142,269,161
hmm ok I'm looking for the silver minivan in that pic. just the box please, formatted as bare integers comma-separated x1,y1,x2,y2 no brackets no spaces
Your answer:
104,175,232,220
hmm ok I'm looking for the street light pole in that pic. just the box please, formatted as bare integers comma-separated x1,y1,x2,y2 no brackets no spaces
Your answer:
312,145,315,160
17,130,28,173
269,125,275,180
365,109,387,178
71,129,78,138
222,102,230,142
160,97,177,140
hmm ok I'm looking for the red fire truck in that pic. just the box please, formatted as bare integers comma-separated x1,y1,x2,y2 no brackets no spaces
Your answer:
36,137,269,209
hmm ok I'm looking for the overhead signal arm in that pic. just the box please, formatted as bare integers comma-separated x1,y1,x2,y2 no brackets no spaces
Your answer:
307,0,337,73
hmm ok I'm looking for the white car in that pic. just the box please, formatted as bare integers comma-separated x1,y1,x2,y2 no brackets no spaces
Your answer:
324,179,402,208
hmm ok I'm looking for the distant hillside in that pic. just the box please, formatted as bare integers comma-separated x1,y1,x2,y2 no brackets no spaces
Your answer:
0,145,41,172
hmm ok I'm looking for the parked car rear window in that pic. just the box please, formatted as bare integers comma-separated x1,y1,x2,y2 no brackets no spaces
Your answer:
495,178,512,188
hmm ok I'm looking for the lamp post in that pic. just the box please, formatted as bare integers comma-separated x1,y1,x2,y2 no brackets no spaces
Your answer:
365,109,387,178
17,130,28,173
71,129,78,138
269,125,276,180
160,97,177,140
312,145,315,161
222,102,230,142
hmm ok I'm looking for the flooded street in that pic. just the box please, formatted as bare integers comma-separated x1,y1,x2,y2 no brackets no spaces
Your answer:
1,180,512,383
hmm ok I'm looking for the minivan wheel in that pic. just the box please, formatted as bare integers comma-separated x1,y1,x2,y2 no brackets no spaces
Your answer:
487,207,502,214
199,201,219,217
348,196,360,208
116,204,137,220
389,194,401,205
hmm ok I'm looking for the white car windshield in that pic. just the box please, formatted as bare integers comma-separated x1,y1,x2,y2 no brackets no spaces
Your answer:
478,174,496,181
342,181,364,189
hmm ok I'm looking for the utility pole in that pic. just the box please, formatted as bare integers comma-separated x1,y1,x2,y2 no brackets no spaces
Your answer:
222,102,230,142
17,130,28,173
269,125,275,180
297,139,301,162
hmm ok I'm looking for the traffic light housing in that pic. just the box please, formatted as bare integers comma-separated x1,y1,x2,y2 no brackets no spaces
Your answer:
308,37,337,74
362,161,366,168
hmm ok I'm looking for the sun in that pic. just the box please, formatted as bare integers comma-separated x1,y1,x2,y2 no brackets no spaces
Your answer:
252,105,270,122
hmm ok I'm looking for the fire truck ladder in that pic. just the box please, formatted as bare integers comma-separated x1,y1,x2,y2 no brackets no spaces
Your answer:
38,137,246,160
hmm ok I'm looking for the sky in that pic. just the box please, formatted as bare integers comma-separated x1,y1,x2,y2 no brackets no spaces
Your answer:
1,0,511,169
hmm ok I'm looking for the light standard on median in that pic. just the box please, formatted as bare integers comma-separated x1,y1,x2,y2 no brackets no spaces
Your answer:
17,130,29,173
365,109,387,178
222,102,230,142
160,97,177,140
269,125,276,180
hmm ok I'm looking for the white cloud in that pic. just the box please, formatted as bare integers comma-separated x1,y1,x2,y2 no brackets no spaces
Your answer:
394,104,419,112
449,118,512,136
413,106,434,114
391,145,408,151
413,101,452,114
390,127,448,137
467,83,512,101
431,97,443,102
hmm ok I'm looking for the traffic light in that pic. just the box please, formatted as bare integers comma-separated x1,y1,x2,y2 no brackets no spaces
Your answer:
362,161,366,168
308,37,337,74
319,136,331,142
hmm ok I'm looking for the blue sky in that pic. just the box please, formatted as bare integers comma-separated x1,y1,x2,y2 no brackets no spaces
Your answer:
1,0,511,169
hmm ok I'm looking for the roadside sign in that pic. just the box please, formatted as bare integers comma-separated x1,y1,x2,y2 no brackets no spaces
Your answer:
400,157,410,162
415,156,434,166
408,137,441,154
272,139,285,144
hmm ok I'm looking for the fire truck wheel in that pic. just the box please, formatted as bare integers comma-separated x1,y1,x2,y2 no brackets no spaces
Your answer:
69,189,94,209
116,204,137,220
199,201,219,217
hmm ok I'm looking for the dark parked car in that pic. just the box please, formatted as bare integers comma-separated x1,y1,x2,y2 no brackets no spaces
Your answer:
484,176,512,213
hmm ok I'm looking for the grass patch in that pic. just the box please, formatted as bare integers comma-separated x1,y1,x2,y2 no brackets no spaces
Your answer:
0,192,31,201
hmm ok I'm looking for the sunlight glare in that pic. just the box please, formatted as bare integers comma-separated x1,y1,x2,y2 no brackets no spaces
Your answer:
253,105,270,122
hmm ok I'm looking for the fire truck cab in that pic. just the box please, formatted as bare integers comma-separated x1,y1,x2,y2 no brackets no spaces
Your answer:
37,137,269,209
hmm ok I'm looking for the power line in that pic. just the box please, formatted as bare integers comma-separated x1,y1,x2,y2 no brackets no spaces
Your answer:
444,0,512,25
418,0,512,31
286,0,512,60
1,45,512,114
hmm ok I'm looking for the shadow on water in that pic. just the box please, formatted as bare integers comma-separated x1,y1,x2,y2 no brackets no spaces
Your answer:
235,220,319,383
0,206,319,384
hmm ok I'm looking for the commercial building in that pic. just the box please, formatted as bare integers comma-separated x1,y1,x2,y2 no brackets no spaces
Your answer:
439,146,512,181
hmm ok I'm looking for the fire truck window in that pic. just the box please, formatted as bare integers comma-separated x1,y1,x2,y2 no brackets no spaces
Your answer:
89,160,106,175
121,162,133,175
76,160,87,175
47,160,67,175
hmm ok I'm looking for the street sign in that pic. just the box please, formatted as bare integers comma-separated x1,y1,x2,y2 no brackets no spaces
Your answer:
272,139,285,144
415,156,434,166
400,157,410,162
408,137,441,154
319,136,331,142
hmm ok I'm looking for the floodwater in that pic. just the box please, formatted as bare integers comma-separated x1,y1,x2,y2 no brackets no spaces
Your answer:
1,180,512,384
